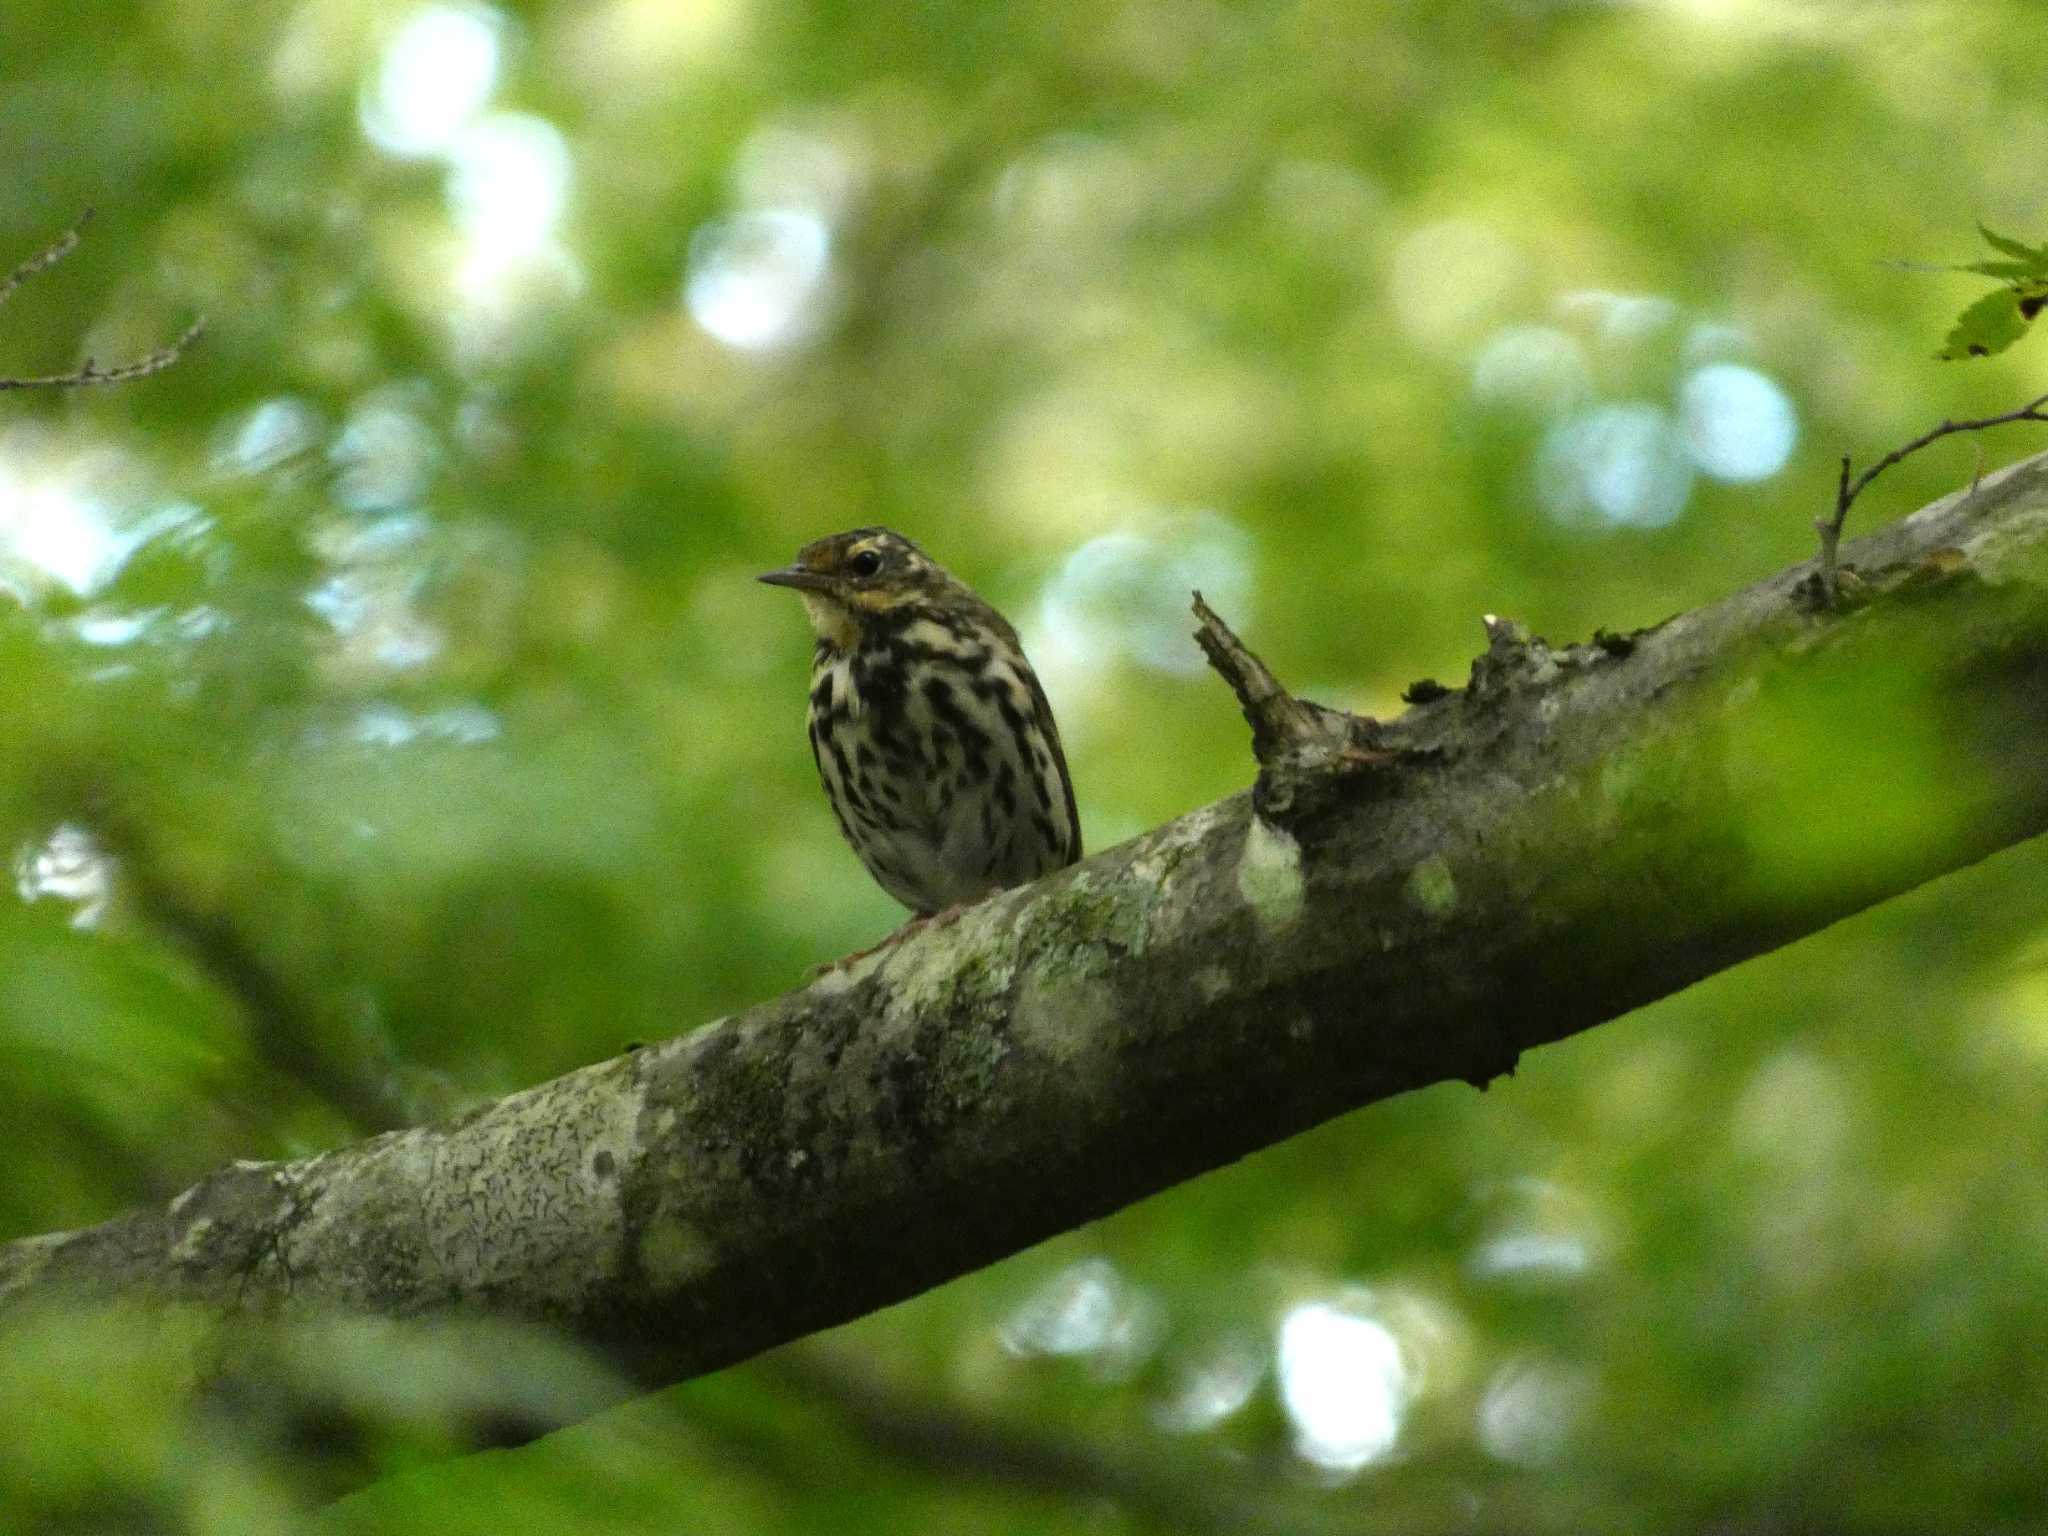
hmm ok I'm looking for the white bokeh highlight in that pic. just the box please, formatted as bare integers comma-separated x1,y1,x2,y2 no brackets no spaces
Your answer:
685,125,851,353
1001,1257,1163,1381
1276,1299,1412,1473
1680,362,1798,482
1536,403,1695,530
359,3,503,157
359,5,582,359
14,824,113,929
685,209,833,351
1035,510,1254,680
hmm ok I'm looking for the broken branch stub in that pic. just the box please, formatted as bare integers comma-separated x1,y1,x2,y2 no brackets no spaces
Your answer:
1189,592,1417,824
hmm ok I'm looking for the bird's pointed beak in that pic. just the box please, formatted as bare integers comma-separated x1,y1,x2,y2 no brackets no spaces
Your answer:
758,565,834,592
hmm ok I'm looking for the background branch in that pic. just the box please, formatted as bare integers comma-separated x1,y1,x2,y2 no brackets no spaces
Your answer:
93,814,416,1135
0,208,95,309
0,210,205,391
0,316,207,392
763,1350,1336,1536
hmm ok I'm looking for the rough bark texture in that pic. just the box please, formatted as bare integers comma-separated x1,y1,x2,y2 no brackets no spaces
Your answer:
5,452,2048,1406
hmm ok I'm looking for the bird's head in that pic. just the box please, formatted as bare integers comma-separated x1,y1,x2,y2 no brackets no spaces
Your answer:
758,527,957,648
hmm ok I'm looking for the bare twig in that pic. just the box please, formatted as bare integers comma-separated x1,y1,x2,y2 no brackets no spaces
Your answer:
0,209,206,392
0,208,94,310
0,316,208,393
1816,392,2048,605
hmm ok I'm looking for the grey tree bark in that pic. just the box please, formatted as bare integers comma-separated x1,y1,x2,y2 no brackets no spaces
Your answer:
4,451,2047,1416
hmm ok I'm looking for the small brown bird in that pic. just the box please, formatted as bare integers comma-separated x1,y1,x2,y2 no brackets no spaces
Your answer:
760,528,1081,922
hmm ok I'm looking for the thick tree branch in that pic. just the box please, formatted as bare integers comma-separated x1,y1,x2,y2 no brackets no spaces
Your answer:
5,453,2048,1434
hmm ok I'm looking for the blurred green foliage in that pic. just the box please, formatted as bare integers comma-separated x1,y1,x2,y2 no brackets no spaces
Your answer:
3,0,2048,1529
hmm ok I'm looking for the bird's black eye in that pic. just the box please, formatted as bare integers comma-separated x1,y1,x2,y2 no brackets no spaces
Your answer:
848,549,884,579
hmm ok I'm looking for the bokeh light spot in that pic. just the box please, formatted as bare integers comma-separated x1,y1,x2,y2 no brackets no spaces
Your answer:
1153,1331,1265,1433
1036,511,1253,678
444,111,584,353
216,397,323,477
1679,362,1798,482
1477,1355,1590,1467
0,447,190,599
345,701,502,748
1001,1258,1162,1379
13,824,112,929
360,3,504,158
447,113,573,257
1472,325,1593,416
1277,1300,1410,1473
1558,289,1681,348
1536,403,1694,530
1467,1176,1605,1287
329,398,440,513
684,209,832,352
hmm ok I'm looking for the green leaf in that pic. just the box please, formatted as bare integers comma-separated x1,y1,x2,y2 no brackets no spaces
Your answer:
1938,285,2033,360
1934,227,2048,359
1958,258,2044,281
1977,222,2048,269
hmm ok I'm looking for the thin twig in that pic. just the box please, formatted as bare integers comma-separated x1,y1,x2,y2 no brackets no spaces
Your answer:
0,315,208,392
1817,391,2048,605
0,207,94,310
0,209,206,392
